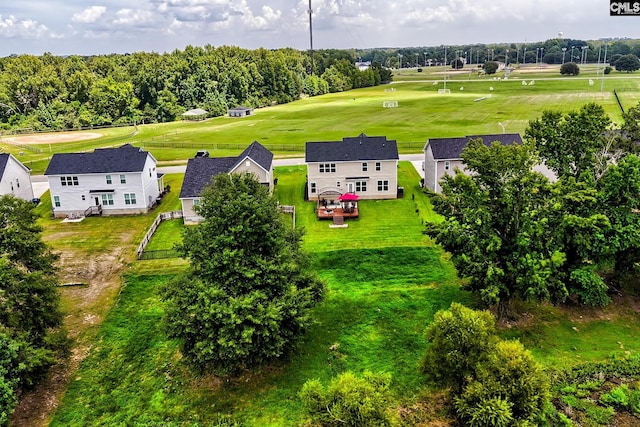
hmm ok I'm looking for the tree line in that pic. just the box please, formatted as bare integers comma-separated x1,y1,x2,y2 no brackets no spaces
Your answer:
0,47,391,132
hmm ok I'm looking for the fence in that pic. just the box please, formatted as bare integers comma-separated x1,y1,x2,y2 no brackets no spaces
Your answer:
138,249,181,260
136,210,183,260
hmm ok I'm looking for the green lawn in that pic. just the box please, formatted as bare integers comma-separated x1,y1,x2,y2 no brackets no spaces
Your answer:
3,73,640,174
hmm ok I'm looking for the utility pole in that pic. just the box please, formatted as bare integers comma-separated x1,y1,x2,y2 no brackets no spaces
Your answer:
308,0,314,75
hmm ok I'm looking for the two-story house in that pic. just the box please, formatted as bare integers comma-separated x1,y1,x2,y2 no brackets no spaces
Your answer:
0,153,34,201
44,144,162,218
305,133,399,201
423,133,523,193
179,141,274,224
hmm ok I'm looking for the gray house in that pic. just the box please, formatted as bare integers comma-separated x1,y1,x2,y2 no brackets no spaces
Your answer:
179,141,274,224
228,106,254,118
423,133,523,193
0,153,34,201
305,133,399,201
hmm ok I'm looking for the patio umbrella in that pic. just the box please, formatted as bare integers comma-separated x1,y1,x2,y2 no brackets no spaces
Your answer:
338,193,359,201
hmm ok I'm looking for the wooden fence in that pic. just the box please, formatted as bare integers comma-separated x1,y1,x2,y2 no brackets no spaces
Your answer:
136,210,183,260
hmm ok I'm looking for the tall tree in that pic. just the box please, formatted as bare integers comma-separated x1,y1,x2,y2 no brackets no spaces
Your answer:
614,54,640,73
426,139,566,309
162,173,324,374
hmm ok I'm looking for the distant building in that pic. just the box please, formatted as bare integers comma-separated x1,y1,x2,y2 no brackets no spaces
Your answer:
179,141,274,224
228,106,254,118
0,153,34,201
355,61,372,71
305,133,399,201
181,108,208,121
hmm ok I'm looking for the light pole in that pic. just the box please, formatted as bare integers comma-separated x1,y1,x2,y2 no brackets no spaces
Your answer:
562,47,567,64
571,45,575,62
415,53,419,68
523,47,527,64
424,52,428,67
443,45,447,92
581,46,588,64
505,49,509,67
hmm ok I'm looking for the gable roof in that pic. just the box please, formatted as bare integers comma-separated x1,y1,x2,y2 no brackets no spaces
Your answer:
305,133,399,162
0,154,9,180
426,133,523,160
44,144,154,175
229,105,253,111
182,108,208,116
231,141,273,172
179,141,273,199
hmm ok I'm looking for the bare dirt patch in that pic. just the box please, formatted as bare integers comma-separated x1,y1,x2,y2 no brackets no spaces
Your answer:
10,232,133,427
2,132,102,145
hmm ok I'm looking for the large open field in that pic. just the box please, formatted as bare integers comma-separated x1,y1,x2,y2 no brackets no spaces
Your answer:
8,67,640,426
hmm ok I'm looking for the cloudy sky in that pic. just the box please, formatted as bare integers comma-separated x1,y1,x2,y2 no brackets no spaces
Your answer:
1,0,638,56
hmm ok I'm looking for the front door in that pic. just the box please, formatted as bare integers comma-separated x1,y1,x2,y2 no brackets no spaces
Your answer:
347,182,354,193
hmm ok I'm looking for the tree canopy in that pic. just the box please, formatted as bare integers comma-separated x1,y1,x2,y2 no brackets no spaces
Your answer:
614,54,640,72
484,61,498,75
0,195,64,423
162,173,324,375
560,62,580,75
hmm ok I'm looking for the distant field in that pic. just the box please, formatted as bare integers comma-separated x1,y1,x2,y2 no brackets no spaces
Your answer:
2,66,639,174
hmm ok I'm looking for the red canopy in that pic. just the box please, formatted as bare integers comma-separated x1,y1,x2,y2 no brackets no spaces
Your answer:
338,193,359,201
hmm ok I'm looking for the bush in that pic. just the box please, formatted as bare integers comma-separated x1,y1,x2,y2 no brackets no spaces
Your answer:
560,62,580,76
604,66,612,75
600,384,629,407
421,303,497,392
484,61,499,75
299,371,396,426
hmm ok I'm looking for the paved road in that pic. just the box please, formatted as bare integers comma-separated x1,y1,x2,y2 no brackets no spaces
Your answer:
30,154,426,198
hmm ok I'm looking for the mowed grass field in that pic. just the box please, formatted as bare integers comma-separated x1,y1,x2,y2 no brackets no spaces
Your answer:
3,64,640,174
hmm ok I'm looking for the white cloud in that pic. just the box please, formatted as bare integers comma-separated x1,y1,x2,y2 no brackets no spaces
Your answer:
113,9,154,25
72,6,107,24
0,14,50,39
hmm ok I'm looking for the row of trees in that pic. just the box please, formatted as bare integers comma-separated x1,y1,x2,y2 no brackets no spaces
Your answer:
0,196,65,425
426,102,640,311
0,47,391,132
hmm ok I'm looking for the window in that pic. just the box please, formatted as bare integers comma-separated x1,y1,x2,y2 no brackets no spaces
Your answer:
377,180,389,191
319,163,336,173
106,175,112,184
193,199,200,206
336,181,341,188
60,176,78,186
16,178,19,188
101,194,114,205
81,195,85,201
310,182,317,194
355,181,367,192
120,174,126,184
124,193,137,205
444,161,451,171
375,162,381,171
53,196,61,207
149,168,152,177
362,162,368,172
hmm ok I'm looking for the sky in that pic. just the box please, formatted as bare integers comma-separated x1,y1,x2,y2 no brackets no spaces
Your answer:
1,0,639,56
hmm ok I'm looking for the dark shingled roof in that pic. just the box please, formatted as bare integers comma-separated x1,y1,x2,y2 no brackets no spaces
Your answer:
232,141,273,172
305,133,399,162
0,154,9,179
427,133,523,160
179,141,273,199
44,144,152,175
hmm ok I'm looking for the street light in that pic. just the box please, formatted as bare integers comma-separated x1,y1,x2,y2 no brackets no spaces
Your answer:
571,45,575,62
506,49,509,67
424,52,428,67
581,46,588,64
523,47,527,65
562,47,567,64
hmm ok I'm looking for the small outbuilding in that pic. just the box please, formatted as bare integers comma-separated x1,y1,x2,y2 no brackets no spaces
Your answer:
228,106,254,118
181,108,208,121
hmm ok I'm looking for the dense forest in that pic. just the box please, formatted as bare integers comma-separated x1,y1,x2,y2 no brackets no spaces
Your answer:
0,46,391,132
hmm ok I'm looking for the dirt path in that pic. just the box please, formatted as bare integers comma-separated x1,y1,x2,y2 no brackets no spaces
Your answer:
10,237,132,426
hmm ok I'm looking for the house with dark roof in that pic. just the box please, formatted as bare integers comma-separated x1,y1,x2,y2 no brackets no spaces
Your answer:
44,144,162,218
423,133,523,192
0,153,34,201
305,133,399,201
179,141,274,224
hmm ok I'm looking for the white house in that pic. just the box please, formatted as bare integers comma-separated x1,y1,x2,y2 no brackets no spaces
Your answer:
44,144,163,218
179,141,274,224
0,153,34,201
305,133,399,201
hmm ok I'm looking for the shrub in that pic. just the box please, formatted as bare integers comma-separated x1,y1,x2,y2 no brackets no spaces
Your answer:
560,62,580,76
299,371,396,426
604,66,612,75
600,384,629,407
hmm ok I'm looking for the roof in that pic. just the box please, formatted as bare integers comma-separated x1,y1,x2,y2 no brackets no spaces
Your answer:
44,144,154,175
426,133,523,160
0,154,9,180
231,141,273,172
182,108,208,116
229,105,253,111
179,141,273,199
305,133,399,162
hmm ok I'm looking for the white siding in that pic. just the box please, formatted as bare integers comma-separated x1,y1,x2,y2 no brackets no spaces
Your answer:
307,159,398,200
0,155,34,201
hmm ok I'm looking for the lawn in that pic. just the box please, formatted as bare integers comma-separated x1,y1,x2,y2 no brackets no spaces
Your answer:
3,71,640,174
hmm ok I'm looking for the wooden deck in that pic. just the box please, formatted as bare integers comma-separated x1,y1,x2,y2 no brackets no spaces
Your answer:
317,206,359,220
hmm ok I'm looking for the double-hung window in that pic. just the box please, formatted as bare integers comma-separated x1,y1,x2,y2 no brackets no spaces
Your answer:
101,194,114,206
124,193,137,205
319,163,336,173
377,180,389,191
355,181,367,192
